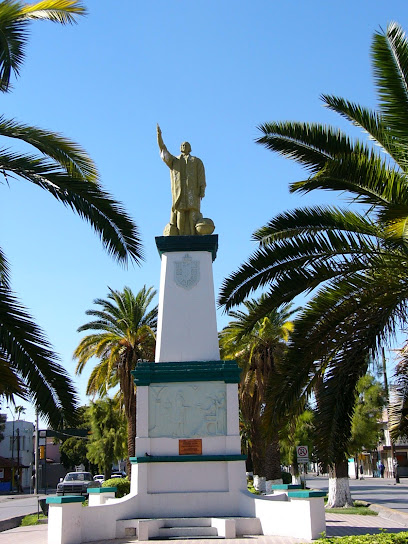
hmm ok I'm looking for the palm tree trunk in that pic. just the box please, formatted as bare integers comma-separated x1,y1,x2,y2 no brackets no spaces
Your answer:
264,432,282,481
126,388,136,476
250,421,265,476
326,459,353,507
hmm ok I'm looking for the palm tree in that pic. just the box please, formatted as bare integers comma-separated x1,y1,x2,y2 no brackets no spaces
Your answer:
220,298,294,486
74,286,157,472
389,346,408,439
219,22,408,505
0,1,143,427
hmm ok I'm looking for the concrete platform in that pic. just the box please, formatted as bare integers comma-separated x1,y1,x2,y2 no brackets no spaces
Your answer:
1,512,408,544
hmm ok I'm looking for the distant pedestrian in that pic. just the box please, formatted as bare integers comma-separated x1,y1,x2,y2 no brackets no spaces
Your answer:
359,463,364,479
15,472,23,493
379,461,385,478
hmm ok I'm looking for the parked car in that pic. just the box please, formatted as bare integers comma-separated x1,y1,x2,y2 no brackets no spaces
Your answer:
111,471,126,479
56,472,101,496
93,474,105,484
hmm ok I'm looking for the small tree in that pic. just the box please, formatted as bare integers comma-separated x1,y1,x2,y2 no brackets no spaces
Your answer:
348,373,386,464
59,406,92,470
86,398,127,480
60,436,90,470
279,409,315,480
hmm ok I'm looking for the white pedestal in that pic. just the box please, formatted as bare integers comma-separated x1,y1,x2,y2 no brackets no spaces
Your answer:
155,248,219,362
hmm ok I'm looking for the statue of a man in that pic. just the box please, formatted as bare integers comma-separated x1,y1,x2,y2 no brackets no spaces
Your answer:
157,124,213,236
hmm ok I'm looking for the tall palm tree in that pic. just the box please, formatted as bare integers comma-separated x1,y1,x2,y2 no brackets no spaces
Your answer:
0,1,143,427
389,346,408,439
220,298,295,484
219,22,408,505
74,286,157,472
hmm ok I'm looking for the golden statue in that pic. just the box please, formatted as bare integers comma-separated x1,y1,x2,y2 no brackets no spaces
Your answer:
157,124,214,236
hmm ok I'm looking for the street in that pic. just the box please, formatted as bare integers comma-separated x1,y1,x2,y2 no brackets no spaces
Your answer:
307,474,408,513
0,494,46,522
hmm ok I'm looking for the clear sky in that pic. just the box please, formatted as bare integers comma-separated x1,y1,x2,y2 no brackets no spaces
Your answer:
1,0,406,425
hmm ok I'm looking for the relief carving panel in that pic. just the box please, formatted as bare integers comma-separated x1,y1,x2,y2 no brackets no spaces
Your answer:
148,381,227,438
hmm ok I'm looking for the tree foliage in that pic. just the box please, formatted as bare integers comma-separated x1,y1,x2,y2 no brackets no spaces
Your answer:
220,297,295,479
74,286,157,470
219,22,408,469
348,373,386,457
279,409,315,474
86,398,127,479
58,405,91,470
0,0,144,427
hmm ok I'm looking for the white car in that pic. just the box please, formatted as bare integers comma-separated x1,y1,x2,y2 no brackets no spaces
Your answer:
93,474,105,484
57,472,101,496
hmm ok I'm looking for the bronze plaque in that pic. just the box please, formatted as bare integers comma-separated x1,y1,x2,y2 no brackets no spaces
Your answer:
179,439,202,455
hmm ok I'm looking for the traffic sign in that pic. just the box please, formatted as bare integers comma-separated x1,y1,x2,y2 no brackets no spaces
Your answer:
296,445,309,463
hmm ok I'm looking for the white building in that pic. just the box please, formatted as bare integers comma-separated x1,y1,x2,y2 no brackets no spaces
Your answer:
0,416,34,488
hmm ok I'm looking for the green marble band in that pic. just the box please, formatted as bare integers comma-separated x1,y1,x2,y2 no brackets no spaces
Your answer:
155,234,218,261
132,360,241,385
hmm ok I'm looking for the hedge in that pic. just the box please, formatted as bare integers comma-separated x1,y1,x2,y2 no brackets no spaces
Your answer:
319,532,408,544
102,477,130,498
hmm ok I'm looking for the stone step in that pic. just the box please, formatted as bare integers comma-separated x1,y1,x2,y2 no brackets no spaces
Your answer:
158,526,218,538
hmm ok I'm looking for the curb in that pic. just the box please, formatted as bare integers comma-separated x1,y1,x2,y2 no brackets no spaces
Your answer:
370,503,408,528
0,515,25,532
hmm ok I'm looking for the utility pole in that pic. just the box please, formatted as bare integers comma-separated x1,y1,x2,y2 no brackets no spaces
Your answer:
16,428,20,492
7,406,15,492
34,409,39,495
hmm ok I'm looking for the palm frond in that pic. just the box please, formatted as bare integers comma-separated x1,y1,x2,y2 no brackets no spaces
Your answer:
0,150,143,264
0,286,78,426
321,95,408,167
0,246,10,288
256,121,353,174
219,213,384,311
0,1,85,92
372,22,408,145
0,116,97,181
19,0,86,23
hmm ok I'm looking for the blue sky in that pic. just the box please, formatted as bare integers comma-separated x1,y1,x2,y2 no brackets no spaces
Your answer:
1,0,406,425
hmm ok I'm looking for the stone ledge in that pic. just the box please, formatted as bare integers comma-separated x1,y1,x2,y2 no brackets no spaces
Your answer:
155,235,218,261
88,487,117,493
130,454,246,464
287,490,326,498
272,484,302,490
46,496,85,504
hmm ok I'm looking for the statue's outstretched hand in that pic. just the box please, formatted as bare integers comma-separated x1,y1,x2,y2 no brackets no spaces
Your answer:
157,124,164,150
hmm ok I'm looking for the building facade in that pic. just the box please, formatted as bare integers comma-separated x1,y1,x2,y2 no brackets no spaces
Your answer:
0,417,34,489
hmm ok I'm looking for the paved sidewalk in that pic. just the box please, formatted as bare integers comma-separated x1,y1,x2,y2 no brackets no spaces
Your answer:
1,513,408,544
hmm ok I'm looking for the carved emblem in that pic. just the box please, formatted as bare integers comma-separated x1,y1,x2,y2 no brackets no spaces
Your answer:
174,254,200,290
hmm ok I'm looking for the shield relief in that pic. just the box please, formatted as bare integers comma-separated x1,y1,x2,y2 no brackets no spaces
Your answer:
174,254,200,290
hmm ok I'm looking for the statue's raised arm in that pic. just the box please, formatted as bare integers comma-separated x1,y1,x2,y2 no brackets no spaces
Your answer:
156,124,165,153
157,125,214,237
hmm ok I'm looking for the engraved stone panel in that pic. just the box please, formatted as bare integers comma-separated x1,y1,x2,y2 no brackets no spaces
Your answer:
174,254,200,290
148,382,227,438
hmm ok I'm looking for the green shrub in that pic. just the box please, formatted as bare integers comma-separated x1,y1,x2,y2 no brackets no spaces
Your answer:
20,514,46,526
102,477,130,498
318,532,408,544
281,471,292,484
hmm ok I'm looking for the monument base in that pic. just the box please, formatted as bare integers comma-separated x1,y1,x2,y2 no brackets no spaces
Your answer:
47,232,326,543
